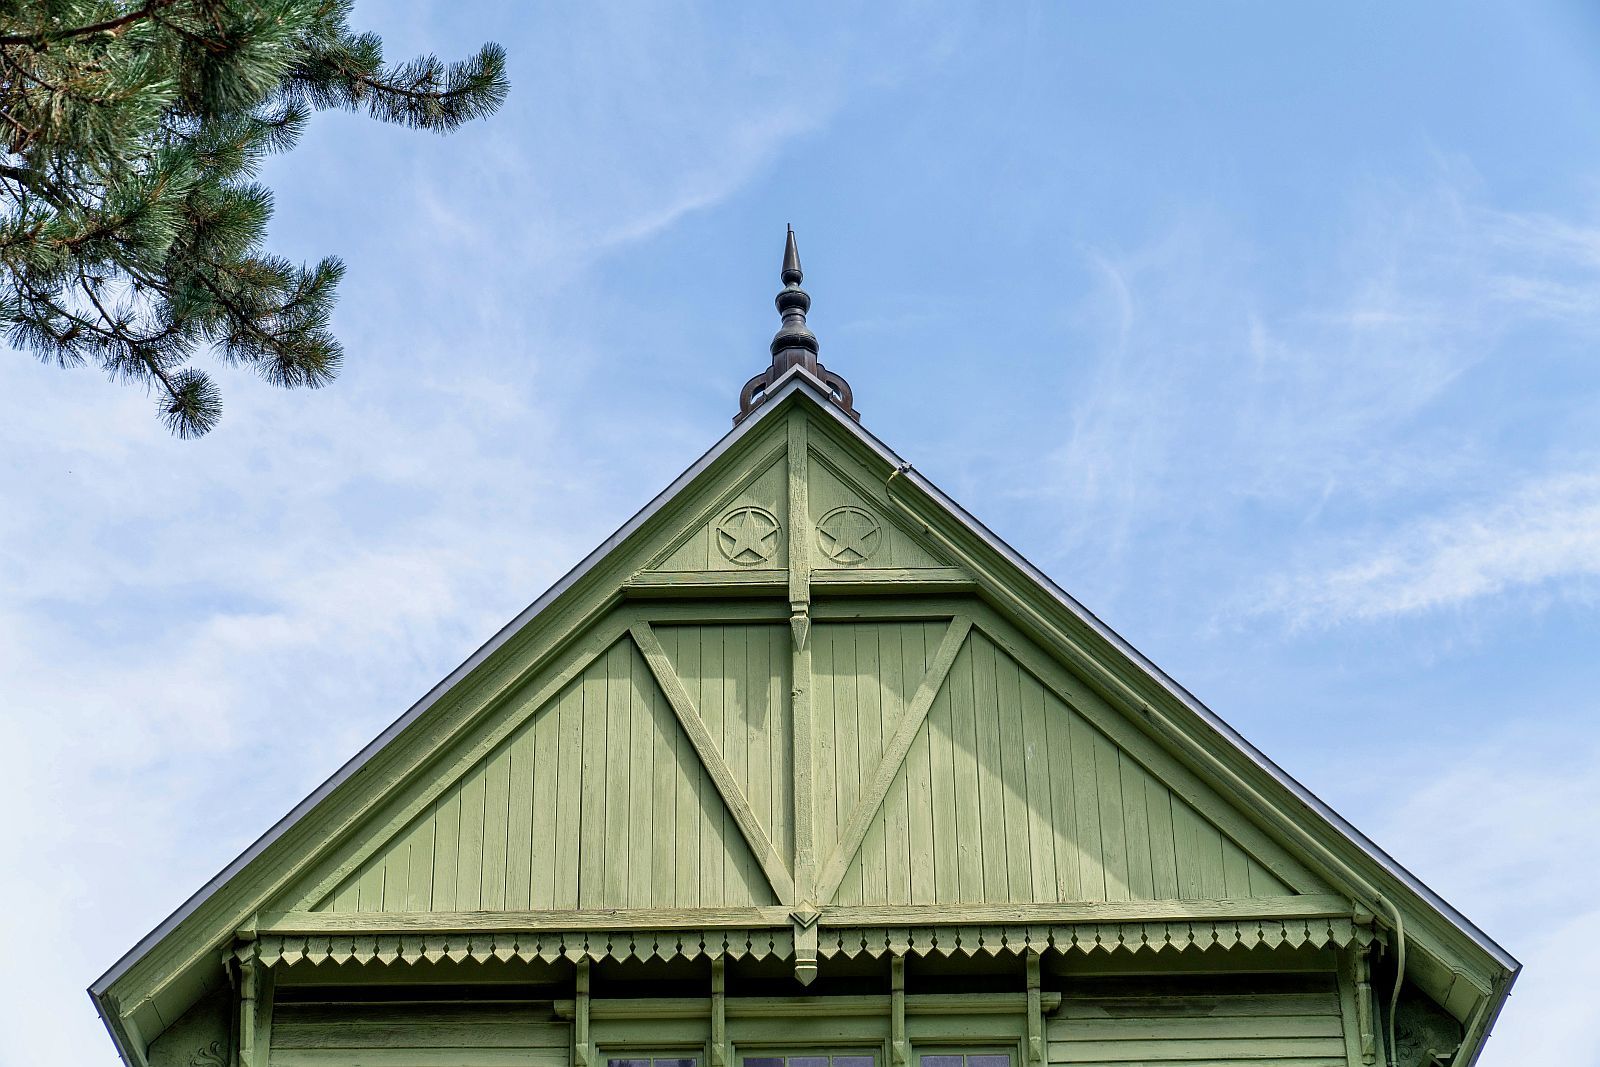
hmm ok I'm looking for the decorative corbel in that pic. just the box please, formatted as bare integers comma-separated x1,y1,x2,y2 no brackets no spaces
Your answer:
237,947,258,1067
890,956,908,1067
791,905,820,985
1354,945,1376,1066
710,957,728,1067
1026,951,1045,1067
790,602,810,650
574,960,592,1067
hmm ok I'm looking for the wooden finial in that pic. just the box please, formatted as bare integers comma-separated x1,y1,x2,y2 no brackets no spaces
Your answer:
736,227,858,424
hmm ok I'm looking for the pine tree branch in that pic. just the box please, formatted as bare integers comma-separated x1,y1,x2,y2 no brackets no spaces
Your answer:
75,271,185,399
0,0,183,47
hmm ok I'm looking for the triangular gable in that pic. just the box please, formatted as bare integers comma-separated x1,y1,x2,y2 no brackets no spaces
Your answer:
92,374,1515,1067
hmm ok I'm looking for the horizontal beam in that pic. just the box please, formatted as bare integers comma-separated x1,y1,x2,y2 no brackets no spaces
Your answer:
260,906,792,933
821,895,1354,926
555,993,1062,1021
625,571,788,597
623,571,974,599
260,895,1351,934
810,568,974,593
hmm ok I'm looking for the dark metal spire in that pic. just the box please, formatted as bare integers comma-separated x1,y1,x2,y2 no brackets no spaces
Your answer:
736,226,858,424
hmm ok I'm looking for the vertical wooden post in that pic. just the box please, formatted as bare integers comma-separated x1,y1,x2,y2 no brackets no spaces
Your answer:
787,409,812,653
788,410,818,986
711,957,728,1067
1026,951,1045,1067
890,956,908,1067
575,960,592,1067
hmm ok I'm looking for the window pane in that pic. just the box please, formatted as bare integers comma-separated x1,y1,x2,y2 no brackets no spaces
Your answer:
832,1057,873,1067
921,1057,963,1067
744,1058,785,1067
790,1058,828,1067
967,1057,1010,1067
609,1060,650,1067
655,1059,698,1067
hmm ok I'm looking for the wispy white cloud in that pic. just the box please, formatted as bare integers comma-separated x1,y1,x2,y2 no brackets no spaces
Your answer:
1253,469,1600,625
1013,164,1600,623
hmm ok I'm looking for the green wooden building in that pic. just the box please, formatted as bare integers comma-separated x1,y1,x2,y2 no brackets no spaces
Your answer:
91,231,1517,1067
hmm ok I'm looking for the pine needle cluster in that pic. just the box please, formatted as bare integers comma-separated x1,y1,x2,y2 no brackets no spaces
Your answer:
1,0,508,436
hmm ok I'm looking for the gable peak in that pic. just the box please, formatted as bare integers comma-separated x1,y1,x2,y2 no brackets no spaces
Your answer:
737,226,859,425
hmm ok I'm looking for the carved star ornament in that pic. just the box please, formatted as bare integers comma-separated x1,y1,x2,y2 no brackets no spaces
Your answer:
715,506,781,565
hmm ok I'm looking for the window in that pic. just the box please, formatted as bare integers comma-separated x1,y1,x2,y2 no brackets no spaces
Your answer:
744,1054,874,1067
920,1055,1010,1067
610,1058,698,1067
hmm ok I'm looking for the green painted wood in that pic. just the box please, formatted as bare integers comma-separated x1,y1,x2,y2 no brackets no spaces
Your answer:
104,393,1507,1067
1048,987,1347,1066
312,636,779,914
650,446,789,573
653,622,796,899
632,622,795,903
807,449,950,570
811,621,944,894
815,617,972,906
821,626,1300,907
268,1002,569,1067
504,712,535,909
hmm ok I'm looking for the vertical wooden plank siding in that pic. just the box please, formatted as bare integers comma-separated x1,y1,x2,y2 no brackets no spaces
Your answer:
504,720,535,909
833,623,863,907
553,680,582,909
997,647,1033,901
972,634,1010,902
599,638,629,908
948,638,984,901
1020,670,1057,903
903,623,936,906
814,621,945,899
480,738,510,911
657,625,794,886
454,759,487,911
317,636,779,913
314,620,1295,915
814,626,1299,907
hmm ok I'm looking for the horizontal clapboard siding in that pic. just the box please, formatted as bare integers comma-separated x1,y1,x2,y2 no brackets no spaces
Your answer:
827,625,1292,906
269,1001,569,1067
316,636,775,914
1049,987,1347,1066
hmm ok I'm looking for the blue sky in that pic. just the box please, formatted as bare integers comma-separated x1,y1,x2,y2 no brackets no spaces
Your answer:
4,2,1599,1062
